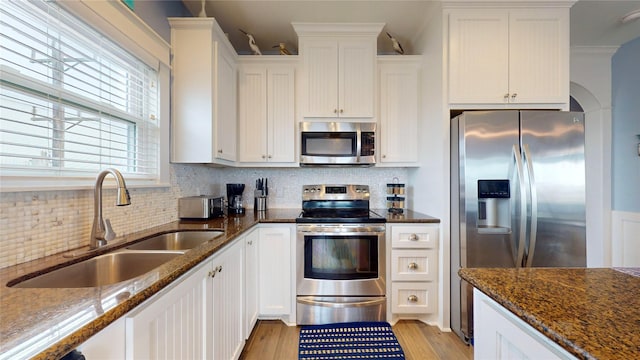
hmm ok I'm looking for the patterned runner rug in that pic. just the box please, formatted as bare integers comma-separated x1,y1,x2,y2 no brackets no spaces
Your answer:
298,321,406,360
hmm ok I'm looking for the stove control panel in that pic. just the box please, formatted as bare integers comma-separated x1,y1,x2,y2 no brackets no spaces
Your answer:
302,184,370,201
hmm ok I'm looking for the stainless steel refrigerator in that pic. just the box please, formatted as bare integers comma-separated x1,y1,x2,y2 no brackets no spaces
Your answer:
450,110,586,343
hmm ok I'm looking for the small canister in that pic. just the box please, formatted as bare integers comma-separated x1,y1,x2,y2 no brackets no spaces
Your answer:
387,196,404,214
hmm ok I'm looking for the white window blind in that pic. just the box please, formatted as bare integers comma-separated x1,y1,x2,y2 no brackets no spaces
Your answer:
0,0,159,180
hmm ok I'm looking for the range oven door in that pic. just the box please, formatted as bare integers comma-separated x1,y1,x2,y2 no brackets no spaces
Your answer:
296,224,386,297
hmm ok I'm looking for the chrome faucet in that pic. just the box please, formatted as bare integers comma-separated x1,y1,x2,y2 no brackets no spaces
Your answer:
90,168,131,249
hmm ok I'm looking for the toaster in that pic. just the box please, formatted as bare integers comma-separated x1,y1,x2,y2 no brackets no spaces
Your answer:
178,196,224,219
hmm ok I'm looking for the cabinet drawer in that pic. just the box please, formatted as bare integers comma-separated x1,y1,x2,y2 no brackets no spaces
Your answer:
391,249,438,281
391,282,437,314
391,225,438,248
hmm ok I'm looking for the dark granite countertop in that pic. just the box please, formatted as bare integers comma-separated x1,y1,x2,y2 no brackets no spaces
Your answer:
459,267,640,360
0,208,437,359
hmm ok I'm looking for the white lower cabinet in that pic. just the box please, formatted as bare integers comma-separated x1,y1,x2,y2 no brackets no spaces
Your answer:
125,258,208,359
124,237,245,360
79,224,296,359
209,237,245,360
244,228,259,337
77,317,126,359
257,225,293,320
474,289,576,360
388,223,439,323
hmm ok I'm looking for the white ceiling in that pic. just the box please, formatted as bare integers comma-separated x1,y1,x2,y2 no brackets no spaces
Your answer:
182,0,640,55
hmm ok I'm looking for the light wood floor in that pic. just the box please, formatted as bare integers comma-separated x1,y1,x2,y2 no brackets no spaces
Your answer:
239,320,473,360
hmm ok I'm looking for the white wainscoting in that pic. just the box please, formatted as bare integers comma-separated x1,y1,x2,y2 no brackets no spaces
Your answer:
611,211,640,267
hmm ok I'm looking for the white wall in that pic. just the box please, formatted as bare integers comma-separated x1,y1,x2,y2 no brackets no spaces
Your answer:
570,46,615,267
409,2,449,330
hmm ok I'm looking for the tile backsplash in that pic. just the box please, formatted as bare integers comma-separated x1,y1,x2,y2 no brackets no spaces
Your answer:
0,165,406,269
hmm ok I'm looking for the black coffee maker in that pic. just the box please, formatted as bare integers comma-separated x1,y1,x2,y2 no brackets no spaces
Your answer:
226,183,245,214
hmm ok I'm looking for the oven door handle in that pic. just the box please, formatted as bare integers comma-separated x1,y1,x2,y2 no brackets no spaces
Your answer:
297,296,386,308
297,225,386,235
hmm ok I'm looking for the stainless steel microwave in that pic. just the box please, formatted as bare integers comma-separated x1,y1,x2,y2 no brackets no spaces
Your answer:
299,122,376,166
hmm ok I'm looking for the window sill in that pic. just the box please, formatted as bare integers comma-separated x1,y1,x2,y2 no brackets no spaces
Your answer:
0,177,170,193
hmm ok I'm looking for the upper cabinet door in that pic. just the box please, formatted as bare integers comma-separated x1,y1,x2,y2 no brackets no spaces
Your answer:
302,39,340,117
339,38,376,118
238,59,296,165
215,48,238,162
448,10,509,104
267,66,296,162
238,64,268,162
508,9,569,104
169,18,238,164
378,57,420,165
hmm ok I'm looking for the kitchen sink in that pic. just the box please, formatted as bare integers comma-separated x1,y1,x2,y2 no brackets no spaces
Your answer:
126,230,225,251
11,251,183,288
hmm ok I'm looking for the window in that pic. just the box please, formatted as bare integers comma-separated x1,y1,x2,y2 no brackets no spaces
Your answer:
0,0,159,182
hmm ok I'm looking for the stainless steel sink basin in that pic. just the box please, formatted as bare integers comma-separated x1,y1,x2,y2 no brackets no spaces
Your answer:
11,251,183,288
126,230,225,251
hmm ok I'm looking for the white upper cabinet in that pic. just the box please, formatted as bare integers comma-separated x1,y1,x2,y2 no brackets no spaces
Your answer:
378,56,421,166
238,58,297,165
293,23,383,119
448,7,569,107
169,18,237,164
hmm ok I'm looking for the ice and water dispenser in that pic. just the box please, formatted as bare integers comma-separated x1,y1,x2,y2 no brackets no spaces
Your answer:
477,180,511,234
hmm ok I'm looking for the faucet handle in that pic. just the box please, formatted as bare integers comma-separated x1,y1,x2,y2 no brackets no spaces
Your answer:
104,219,116,241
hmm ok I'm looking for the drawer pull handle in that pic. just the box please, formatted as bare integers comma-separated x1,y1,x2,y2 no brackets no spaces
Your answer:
407,295,418,302
408,262,418,270
409,233,419,241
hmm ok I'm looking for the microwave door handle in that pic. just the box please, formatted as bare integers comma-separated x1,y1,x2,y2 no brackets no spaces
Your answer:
522,144,538,267
356,125,362,162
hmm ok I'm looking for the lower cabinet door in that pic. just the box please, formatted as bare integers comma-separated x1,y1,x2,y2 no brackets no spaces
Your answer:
244,229,259,338
390,282,437,314
77,317,126,359
211,239,245,360
258,226,292,316
125,262,209,359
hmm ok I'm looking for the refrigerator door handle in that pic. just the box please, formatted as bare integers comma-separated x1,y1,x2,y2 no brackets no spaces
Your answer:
511,144,527,267
522,144,538,267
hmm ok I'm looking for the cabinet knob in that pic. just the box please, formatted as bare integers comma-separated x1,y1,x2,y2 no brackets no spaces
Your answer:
339,109,344,114
511,93,518,100
268,155,272,159
382,154,386,159
248,240,253,245
407,295,418,302
262,155,266,159
504,93,510,100
408,262,418,270
409,233,419,241
208,270,216,278
334,109,338,114
217,149,223,154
